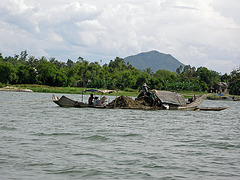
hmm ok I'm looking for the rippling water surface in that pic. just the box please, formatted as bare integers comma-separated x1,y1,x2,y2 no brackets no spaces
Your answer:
0,91,240,179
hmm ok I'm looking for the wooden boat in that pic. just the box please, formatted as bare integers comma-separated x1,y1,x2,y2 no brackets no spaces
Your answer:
152,91,209,110
53,95,87,108
52,90,228,111
52,89,118,108
195,107,228,111
52,95,111,108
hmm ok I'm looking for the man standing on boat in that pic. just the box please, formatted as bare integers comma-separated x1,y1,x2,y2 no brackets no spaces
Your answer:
138,84,157,107
141,83,148,95
88,94,94,105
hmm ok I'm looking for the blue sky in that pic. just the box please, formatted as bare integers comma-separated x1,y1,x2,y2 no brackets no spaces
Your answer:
0,0,239,74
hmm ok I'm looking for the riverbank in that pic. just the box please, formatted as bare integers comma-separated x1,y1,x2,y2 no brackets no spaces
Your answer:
207,93,240,101
0,86,33,92
2,84,239,99
1,84,139,97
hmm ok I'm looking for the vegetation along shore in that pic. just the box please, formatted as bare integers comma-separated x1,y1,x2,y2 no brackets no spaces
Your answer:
0,51,239,97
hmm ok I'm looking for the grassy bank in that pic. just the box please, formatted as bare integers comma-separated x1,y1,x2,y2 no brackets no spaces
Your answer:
5,84,212,98
11,84,139,97
9,84,239,99
2,84,239,102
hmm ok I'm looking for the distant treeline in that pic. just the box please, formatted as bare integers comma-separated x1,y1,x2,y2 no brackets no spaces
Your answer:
0,50,239,95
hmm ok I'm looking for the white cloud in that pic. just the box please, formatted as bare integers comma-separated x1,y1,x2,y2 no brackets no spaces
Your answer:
0,0,239,74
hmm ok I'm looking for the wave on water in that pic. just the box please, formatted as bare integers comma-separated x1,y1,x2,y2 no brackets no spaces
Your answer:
82,135,110,142
206,141,240,149
121,133,141,137
33,132,79,136
45,166,84,175
0,126,17,131
73,153,102,158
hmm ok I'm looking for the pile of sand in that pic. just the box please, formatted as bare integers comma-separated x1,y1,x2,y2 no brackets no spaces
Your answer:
107,96,152,109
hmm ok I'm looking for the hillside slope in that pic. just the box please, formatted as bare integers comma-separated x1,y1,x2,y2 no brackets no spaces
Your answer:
124,50,184,72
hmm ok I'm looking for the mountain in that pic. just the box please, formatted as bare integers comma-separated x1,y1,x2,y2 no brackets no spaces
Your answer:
124,50,185,72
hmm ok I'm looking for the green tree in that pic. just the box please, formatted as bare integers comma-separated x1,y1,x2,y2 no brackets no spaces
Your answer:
66,59,75,69
149,77,163,89
118,70,137,90
154,69,177,82
220,73,231,83
135,72,150,89
197,67,220,89
184,67,196,82
49,57,66,69
3,56,19,67
176,65,196,82
36,61,67,86
20,50,28,61
229,66,240,95
27,55,39,68
144,68,153,77
54,70,68,87
0,62,17,84
17,65,36,84
176,65,183,74
108,57,127,72
0,53,3,62
66,67,79,86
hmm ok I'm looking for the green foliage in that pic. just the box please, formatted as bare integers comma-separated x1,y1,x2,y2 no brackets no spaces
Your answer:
0,53,3,60
197,67,220,89
135,72,150,89
0,82,5,88
154,69,177,82
16,65,36,84
199,81,208,91
221,73,231,83
0,61,17,84
229,66,240,95
36,60,67,86
162,81,202,91
108,57,127,72
229,79,240,95
0,51,233,93
123,87,136,92
149,77,163,89
20,50,28,61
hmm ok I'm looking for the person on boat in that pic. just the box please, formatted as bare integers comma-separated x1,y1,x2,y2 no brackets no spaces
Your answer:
150,92,156,107
137,83,150,99
93,97,99,106
88,94,94,105
141,83,148,95
98,96,107,107
188,95,197,103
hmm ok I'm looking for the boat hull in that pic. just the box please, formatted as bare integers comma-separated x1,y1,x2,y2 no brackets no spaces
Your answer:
52,95,108,108
196,107,228,111
52,95,228,111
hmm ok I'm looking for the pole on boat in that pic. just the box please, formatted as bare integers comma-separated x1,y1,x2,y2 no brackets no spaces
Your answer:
82,90,83,102
114,96,117,108
114,91,118,108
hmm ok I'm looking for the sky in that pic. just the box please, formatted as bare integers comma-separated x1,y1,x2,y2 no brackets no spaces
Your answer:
0,0,239,74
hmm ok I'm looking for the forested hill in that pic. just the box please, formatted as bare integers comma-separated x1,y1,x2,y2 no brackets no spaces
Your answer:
124,50,185,72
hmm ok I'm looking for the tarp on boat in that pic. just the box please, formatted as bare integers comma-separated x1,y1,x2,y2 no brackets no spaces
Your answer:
83,89,117,94
84,89,99,92
154,90,187,106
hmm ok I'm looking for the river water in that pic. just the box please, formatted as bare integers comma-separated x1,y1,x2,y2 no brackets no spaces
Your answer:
0,91,239,179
